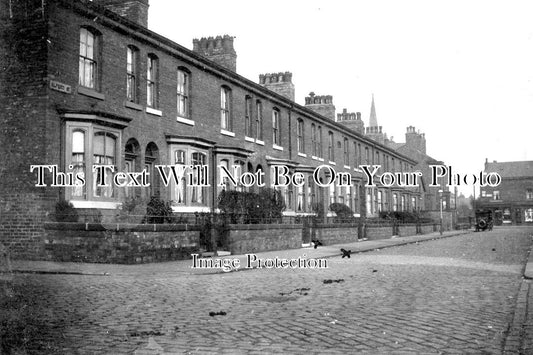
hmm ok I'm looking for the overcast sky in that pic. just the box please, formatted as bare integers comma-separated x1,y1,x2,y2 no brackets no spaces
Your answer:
148,0,533,197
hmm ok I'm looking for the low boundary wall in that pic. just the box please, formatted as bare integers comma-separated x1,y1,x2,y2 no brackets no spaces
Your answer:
38,221,443,263
43,222,201,264
227,224,302,255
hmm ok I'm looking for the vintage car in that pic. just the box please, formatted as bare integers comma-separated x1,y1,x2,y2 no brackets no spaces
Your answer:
475,209,493,232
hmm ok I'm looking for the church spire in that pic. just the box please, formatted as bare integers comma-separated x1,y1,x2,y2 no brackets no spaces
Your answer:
369,94,378,127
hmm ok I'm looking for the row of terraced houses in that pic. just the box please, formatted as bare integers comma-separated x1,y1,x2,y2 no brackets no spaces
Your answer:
0,0,451,260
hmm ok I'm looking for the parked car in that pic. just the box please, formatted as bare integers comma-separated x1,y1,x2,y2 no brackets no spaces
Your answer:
475,209,493,232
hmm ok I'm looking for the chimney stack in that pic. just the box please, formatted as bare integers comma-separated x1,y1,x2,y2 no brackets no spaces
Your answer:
337,108,365,134
405,126,426,154
304,92,336,121
95,0,149,27
193,35,237,72
259,72,295,101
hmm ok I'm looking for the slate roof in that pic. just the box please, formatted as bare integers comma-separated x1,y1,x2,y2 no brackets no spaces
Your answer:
484,161,533,178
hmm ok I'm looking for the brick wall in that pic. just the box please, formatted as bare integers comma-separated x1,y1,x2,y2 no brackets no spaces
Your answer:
227,224,302,255
398,224,417,237
420,224,437,234
365,226,392,240
0,8,59,258
43,222,200,263
315,224,358,245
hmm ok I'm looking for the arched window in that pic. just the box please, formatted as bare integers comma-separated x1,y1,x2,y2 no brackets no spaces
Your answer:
79,27,100,90
311,124,317,156
329,181,335,205
93,132,117,198
126,46,139,103
255,100,263,140
343,138,349,166
245,96,253,137
174,150,186,204
125,138,140,197
338,185,345,205
353,142,357,167
177,67,190,117
297,180,305,212
147,54,159,108
220,86,232,131
145,142,159,198
358,143,362,167
191,152,206,204
219,159,230,192
317,126,323,158
307,178,316,211
297,119,304,153
272,108,281,146
235,160,245,192
71,130,86,198
328,131,334,161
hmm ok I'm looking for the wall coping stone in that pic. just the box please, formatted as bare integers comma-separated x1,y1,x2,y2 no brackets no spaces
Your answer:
44,222,201,232
228,224,302,231
315,224,359,229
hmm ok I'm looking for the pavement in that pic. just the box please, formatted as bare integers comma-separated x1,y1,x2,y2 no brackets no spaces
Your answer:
10,229,473,276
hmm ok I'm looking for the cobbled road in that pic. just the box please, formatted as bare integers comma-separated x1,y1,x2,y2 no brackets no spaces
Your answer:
3,227,532,354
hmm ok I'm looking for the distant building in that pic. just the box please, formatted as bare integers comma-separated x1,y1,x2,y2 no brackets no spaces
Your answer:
477,160,533,225
339,95,449,212
392,128,450,212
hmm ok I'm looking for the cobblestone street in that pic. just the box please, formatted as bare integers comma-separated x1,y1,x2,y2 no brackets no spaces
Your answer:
2,227,533,354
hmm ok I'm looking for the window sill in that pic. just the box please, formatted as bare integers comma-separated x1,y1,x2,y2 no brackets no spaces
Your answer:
221,129,236,137
329,161,336,165
125,101,143,111
177,116,195,126
78,86,105,100
344,165,351,170
298,152,307,158
69,200,120,209
146,107,163,116
318,158,324,162
245,136,255,143
256,140,265,146
273,145,284,151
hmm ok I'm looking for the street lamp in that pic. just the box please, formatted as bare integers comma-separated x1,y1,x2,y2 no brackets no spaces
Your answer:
439,189,443,235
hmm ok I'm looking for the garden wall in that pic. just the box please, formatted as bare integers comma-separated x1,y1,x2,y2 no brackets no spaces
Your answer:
398,224,417,237
420,224,438,234
314,224,358,244
37,220,444,264
227,224,302,255
365,225,392,240
43,222,201,264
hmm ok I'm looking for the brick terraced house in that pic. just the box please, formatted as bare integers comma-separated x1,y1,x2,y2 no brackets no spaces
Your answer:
0,0,422,259
477,160,533,225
